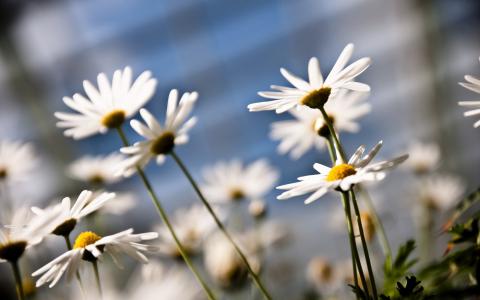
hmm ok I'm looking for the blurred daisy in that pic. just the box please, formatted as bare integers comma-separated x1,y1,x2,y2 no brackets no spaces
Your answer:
403,142,440,174
248,199,267,219
277,141,408,204
118,90,198,176
31,190,115,237
248,43,371,113
419,175,465,211
270,90,371,159
201,159,279,204
459,58,480,128
0,140,37,184
91,190,136,216
68,153,126,185
32,229,158,288
0,206,62,263
55,67,157,139
154,204,216,258
306,257,342,296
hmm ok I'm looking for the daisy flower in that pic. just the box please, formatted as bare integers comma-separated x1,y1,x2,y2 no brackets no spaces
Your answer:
154,204,217,258
0,206,63,263
459,57,480,128
277,141,408,204
306,257,341,296
32,229,158,288
118,89,198,176
91,190,136,216
31,190,115,237
67,153,126,185
419,174,465,211
201,159,279,204
270,90,371,159
247,43,371,113
55,67,157,139
0,140,37,184
403,142,440,174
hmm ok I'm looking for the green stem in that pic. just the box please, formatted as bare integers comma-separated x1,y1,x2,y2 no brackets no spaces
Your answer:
115,128,217,300
356,186,392,268
319,107,346,162
10,261,25,300
92,261,102,299
325,134,337,162
350,190,378,299
341,192,368,299
170,150,272,300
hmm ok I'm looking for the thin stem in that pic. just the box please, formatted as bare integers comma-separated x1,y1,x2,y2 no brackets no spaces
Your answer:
170,150,272,300
115,127,217,300
10,261,25,300
341,192,368,298
92,261,103,299
63,235,85,291
356,186,392,267
319,107,346,162
350,190,378,299
325,134,336,162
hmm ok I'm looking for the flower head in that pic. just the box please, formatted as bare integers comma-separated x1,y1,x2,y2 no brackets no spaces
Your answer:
277,141,408,204
201,159,279,204
419,175,465,211
0,206,63,263
55,67,157,139
403,142,440,174
248,43,371,113
154,204,217,258
118,89,198,176
0,140,37,184
31,190,115,237
270,90,370,159
459,57,480,128
68,153,126,185
32,228,158,288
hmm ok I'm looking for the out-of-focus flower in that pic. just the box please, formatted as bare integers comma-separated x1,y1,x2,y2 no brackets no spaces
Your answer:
91,190,136,216
0,206,63,263
55,67,157,139
31,190,115,237
32,229,158,288
0,140,37,184
119,90,198,176
419,175,465,211
270,91,370,159
459,58,480,128
201,159,279,204
68,153,126,185
306,257,338,295
248,43,371,113
154,204,216,258
277,141,408,204
329,206,376,243
248,199,267,219
403,142,440,174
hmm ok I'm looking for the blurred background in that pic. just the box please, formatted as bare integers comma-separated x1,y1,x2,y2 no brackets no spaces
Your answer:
0,0,480,299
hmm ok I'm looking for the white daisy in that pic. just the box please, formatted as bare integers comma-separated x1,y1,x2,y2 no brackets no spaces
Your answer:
403,142,440,174
68,153,126,185
277,141,408,204
247,43,371,113
0,140,37,184
55,67,157,139
0,206,63,263
201,159,279,204
306,257,341,296
459,57,480,128
270,90,371,159
154,204,217,258
419,174,465,211
31,190,115,237
32,229,158,288
118,89,198,176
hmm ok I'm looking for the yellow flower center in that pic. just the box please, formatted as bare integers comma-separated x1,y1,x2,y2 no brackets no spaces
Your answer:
229,188,245,201
326,164,356,181
73,231,102,249
150,131,176,155
301,87,331,109
101,109,126,128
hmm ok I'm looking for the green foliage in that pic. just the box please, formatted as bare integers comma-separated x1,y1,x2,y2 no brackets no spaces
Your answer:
383,240,418,297
379,276,424,300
